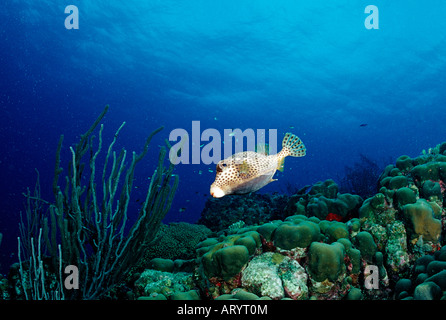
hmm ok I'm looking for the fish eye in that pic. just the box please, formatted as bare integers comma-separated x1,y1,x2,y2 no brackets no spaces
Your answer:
216,162,227,173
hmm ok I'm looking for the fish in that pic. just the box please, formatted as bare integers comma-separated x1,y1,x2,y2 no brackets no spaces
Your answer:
359,123,368,127
210,132,306,198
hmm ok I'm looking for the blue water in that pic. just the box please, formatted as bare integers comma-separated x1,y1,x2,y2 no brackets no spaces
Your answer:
1,0,446,273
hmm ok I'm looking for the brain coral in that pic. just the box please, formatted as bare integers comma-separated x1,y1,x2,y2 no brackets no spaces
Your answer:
141,222,212,263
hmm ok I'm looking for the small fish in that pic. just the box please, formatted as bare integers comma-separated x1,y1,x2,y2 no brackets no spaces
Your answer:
210,133,306,198
359,123,368,127
326,212,343,222
179,207,187,213
198,170,203,175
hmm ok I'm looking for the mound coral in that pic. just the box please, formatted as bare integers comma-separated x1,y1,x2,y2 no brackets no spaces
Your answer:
285,179,363,221
307,242,345,282
196,214,367,300
272,218,321,250
360,147,446,278
395,246,446,300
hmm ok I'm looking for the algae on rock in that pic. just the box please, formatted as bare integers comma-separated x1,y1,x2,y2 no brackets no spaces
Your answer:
241,252,308,300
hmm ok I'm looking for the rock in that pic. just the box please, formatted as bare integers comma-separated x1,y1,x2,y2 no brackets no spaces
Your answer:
241,252,308,300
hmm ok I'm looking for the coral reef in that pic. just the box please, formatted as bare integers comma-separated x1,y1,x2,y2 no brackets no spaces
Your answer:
187,143,446,300
359,148,446,280
194,215,363,300
285,179,363,221
6,130,446,300
139,222,212,263
198,193,289,232
395,246,446,300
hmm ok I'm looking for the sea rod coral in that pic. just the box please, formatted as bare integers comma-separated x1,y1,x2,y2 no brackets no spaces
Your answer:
17,105,179,300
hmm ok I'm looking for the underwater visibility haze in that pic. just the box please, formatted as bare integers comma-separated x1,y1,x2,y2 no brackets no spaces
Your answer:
1,0,446,301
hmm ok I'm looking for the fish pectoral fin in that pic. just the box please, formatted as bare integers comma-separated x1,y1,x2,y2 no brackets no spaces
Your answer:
276,157,285,172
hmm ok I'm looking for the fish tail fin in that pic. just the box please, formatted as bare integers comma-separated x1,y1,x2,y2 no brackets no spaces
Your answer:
280,133,306,157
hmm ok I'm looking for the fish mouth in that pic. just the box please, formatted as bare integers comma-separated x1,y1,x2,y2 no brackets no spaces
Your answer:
210,185,225,198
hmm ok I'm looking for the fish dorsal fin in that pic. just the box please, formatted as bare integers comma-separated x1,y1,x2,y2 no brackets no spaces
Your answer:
255,143,269,155
277,156,285,172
